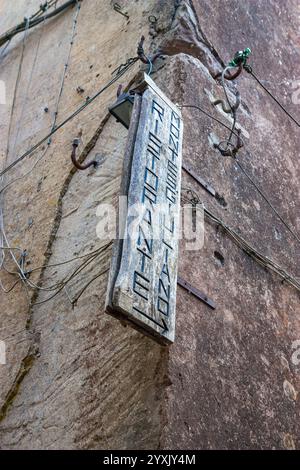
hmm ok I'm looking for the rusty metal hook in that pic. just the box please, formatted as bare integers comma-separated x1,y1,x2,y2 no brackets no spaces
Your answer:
214,128,244,158
213,90,241,114
71,139,98,170
214,63,243,81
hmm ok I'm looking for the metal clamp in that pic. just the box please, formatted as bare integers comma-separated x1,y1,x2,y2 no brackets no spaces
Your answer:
214,128,244,158
113,3,129,19
137,35,162,65
215,63,243,81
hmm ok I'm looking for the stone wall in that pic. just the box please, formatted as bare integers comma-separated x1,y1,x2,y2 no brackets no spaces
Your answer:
0,0,299,449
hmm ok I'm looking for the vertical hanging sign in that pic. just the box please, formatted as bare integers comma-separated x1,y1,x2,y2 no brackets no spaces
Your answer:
106,74,183,344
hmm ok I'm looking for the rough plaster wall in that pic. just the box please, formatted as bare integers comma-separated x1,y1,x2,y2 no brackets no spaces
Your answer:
0,0,173,449
0,0,299,450
158,0,300,450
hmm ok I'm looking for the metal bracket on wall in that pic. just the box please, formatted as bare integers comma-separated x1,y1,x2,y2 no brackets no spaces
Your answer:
177,276,216,309
182,162,216,197
113,3,129,19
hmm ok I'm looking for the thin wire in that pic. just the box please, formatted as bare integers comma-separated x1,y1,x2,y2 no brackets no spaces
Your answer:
5,17,29,163
0,57,138,179
247,68,300,128
0,278,21,293
182,189,300,293
31,0,57,20
235,158,300,245
71,267,109,305
24,249,102,292
50,0,81,132
0,244,111,297
0,1,82,298
221,66,236,149
30,244,111,306
0,19,30,293
0,145,49,195
28,246,109,273
180,104,241,138
0,39,11,60
0,1,81,195
221,66,235,113
180,104,300,247
11,6,49,160
147,56,153,75
1,242,108,297
0,0,76,49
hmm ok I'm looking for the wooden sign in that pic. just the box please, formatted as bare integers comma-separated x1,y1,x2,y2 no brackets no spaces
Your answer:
106,74,183,344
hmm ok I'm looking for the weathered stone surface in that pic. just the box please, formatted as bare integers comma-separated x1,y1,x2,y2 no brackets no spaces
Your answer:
0,0,299,450
156,1,300,450
0,0,171,449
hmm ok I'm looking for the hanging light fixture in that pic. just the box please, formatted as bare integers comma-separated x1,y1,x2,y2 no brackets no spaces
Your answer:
108,91,135,129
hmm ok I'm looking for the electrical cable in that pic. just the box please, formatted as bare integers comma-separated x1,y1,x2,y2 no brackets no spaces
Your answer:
0,0,78,48
180,104,300,247
0,39,11,59
1,241,111,299
30,242,111,306
11,6,49,161
180,104,241,138
245,66,300,128
181,189,300,293
4,17,29,163
0,245,108,296
0,57,138,179
221,66,237,149
50,0,81,132
24,249,103,292
0,1,82,299
0,19,30,293
27,246,109,273
235,158,300,245
70,266,109,305
147,56,153,75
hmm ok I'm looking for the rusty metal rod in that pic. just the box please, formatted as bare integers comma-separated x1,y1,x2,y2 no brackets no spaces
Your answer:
0,0,80,48
137,35,162,65
71,139,97,170
214,63,243,81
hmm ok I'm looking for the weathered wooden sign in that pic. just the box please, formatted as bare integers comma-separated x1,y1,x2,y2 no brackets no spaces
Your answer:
106,74,183,344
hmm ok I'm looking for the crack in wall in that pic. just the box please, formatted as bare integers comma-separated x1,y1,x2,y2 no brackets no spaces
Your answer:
0,348,36,422
0,0,244,438
153,0,225,79
0,113,113,423
0,61,143,424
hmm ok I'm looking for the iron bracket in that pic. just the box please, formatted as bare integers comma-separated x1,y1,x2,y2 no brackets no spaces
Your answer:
182,162,216,197
177,276,216,309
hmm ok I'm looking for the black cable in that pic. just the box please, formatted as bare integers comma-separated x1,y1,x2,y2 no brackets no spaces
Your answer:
235,158,300,245
0,57,138,178
245,67,300,128
181,190,300,293
180,104,241,138
0,0,78,48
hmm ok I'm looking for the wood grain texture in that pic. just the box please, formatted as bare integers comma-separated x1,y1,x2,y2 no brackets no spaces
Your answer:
106,75,183,344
